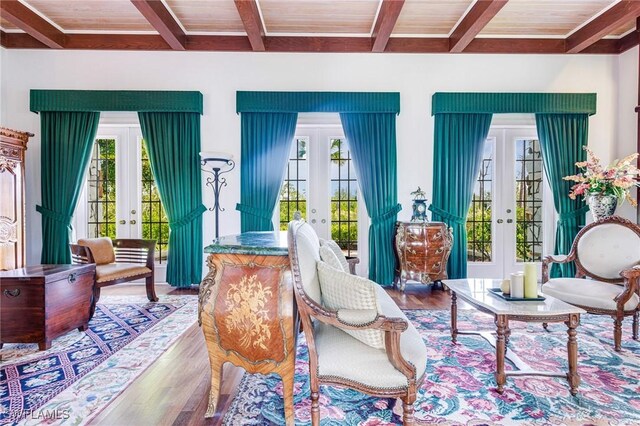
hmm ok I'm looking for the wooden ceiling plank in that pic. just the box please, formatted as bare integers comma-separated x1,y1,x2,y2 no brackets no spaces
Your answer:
130,0,186,50
372,0,405,53
234,0,265,52
449,0,508,53
566,0,640,53
0,0,65,48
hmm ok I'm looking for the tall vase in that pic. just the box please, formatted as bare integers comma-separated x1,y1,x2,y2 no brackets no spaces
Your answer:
587,193,618,221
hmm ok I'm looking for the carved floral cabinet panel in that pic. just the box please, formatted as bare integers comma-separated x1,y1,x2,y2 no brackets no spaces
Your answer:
394,221,453,291
199,232,298,426
0,128,33,271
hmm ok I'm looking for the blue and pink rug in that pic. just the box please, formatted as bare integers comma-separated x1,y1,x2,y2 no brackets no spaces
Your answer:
0,294,198,425
224,309,640,426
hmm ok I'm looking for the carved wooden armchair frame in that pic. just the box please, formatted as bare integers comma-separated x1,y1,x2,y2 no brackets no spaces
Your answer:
71,239,157,317
542,216,640,351
288,221,425,426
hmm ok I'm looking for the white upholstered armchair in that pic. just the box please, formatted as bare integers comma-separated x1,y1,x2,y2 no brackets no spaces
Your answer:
288,218,428,425
542,216,640,351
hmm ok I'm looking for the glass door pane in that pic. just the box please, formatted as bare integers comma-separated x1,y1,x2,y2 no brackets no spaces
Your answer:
86,138,117,239
514,138,544,263
140,138,170,264
329,138,358,258
279,137,308,230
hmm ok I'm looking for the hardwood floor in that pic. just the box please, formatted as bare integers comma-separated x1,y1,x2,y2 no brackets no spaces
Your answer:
89,282,456,425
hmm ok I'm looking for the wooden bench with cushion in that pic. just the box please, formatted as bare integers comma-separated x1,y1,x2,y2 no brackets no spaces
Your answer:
70,238,157,317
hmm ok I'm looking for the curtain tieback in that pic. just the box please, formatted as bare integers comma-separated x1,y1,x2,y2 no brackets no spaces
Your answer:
170,205,206,229
558,205,589,224
371,204,402,226
428,205,465,225
236,203,273,221
36,205,72,225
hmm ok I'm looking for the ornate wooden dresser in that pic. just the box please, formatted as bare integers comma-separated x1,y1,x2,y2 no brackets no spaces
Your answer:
394,221,453,291
0,127,33,271
199,231,298,425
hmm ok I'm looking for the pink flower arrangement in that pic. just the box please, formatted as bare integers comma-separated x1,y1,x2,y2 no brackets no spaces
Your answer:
564,147,640,206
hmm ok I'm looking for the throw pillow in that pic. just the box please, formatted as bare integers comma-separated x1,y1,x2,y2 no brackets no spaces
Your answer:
319,245,343,271
316,260,384,349
320,239,350,273
77,237,115,265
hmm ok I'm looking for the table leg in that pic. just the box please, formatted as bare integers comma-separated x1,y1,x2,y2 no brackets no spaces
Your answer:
451,291,458,343
566,313,580,396
495,315,508,394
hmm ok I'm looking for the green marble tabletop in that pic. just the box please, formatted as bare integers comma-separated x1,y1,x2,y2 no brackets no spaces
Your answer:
204,231,289,256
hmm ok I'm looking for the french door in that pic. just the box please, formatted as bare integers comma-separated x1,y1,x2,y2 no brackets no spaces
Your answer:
73,125,169,281
276,126,369,274
467,128,555,278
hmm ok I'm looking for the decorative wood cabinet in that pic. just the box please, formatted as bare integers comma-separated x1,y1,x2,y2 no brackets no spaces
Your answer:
394,221,453,291
199,232,298,425
0,264,96,350
0,127,33,271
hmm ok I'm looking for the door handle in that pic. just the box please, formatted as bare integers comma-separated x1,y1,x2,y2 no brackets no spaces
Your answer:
506,219,513,223
130,220,137,225
119,220,126,225
497,219,504,224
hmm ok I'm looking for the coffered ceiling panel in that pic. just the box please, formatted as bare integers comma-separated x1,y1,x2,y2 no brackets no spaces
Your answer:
260,0,379,34
394,0,473,35
26,0,154,31
480,0,614,36
165,0,245,33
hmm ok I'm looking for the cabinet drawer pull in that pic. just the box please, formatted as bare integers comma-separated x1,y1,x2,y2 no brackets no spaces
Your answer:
3,288,21,298
435,247,444,255
432,262,441,269
68,273,77,283
432,232,442,240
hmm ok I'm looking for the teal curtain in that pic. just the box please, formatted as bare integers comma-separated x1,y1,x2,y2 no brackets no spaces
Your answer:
236,112,298,232
138,112,205,287
38,111,100,264
536,114,589,278
429,113,493,279
339,113,400,286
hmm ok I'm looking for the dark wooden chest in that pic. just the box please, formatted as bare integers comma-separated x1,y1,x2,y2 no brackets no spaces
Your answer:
394,221,453,291
0,264,95,350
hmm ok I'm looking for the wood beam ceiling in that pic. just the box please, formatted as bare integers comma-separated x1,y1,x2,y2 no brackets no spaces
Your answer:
130,0,186,50
372,0,405,53
566,0,640,53
0,0,635,55
449,0,508,53
1,33,629,54
0,0,65,49
234,0,265,52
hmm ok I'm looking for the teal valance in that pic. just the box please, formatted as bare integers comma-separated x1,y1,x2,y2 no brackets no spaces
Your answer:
236,91,400,114
30,90,203,114
432,93,596,116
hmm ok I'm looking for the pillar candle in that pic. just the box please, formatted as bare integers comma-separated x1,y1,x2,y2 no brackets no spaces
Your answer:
524,262,538,298
510,272,524,298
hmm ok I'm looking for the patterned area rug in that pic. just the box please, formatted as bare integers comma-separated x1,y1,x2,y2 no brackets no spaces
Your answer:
224,309,640,426
0,294,198,425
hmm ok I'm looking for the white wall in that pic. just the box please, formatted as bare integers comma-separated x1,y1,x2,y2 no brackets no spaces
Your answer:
615,46,639,221
0,49,627,266
0,47,6,124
